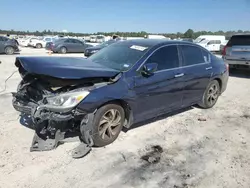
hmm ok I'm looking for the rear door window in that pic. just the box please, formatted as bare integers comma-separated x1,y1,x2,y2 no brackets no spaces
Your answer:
201,49,211,63
227,35,250,46
208,40,221,45
74,39,83,44
65,39,74,43
180,45,205,66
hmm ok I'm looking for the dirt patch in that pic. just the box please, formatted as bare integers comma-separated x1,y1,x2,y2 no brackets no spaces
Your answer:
140,145,163,164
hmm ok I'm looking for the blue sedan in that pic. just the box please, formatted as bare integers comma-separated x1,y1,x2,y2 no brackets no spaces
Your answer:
12,39,229,151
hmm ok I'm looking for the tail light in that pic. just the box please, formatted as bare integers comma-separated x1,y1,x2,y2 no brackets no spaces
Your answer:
225,63,229,71
222,45,227,56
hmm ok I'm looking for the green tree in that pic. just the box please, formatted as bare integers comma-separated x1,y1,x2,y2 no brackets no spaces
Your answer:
184,29,194,38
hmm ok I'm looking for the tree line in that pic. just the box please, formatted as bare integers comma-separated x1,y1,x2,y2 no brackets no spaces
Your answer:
0,29,249,39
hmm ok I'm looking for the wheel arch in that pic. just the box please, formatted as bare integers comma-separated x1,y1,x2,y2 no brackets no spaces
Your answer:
60,46,67,53
96,99,134,128
212,78,222,92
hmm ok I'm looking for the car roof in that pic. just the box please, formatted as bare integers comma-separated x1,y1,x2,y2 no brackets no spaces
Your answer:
232,33,250,36
118,39,194,47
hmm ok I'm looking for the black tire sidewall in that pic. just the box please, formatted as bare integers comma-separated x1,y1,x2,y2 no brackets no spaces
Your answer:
88,104,125,147
200,80,220,109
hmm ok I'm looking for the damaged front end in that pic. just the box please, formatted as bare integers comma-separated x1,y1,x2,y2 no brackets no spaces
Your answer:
12,57,119,157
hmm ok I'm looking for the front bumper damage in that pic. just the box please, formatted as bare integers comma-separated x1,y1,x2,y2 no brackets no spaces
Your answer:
12,92,94,159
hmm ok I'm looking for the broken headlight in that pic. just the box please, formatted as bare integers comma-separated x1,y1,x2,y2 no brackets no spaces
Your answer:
45,91,90,110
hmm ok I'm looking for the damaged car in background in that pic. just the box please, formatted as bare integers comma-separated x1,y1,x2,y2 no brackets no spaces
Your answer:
12,39,229,158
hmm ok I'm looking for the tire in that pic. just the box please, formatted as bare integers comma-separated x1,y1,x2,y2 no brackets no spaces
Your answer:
198,80,221,109
36,43,42,48
84,103,125,147
60,47,67,54
5,46,14,55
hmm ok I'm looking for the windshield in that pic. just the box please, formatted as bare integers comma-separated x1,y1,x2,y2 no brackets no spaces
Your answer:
88,42,150,71
97,36,104,39
194,37,205,43
199,40,209,44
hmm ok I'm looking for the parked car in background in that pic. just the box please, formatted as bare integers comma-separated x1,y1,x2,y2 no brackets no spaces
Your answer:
194,35,225,44
29,36,55,48
144,34,169,39
90,35,97,43
223,34,250,70
219,40,229,54
85,39,117,57
96,35,105,43
0,36,20,54
45,38,93,53
198,39,223,52
12,39,229,151
19,37,37,47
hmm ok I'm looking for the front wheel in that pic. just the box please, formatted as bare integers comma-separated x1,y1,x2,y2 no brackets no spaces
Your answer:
83,104,125,147
198,80,221,109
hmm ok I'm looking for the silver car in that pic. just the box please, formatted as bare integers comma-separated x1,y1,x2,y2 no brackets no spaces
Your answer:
223,34,250,70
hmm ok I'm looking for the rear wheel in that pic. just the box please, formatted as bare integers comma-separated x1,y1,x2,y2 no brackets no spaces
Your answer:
36,43,42,48
5,46,14,55
83,104,125,147
198,80,220,109
60,47,67,54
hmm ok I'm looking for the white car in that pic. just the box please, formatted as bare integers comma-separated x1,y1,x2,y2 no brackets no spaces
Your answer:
90,35,97,43
19,37,37,47
198,39,227,52
30,37,54,48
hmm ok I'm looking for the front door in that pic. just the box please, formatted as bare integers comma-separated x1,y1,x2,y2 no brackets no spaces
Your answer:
133,45,184,122
179,45,213,106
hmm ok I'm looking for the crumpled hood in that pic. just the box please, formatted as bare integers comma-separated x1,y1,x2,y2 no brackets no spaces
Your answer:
15,56,119,79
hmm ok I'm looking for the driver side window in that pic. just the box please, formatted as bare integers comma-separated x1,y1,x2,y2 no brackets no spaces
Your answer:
146,45,180,71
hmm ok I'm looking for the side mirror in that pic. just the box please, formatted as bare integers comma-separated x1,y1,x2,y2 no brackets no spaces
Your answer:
142,63,158,76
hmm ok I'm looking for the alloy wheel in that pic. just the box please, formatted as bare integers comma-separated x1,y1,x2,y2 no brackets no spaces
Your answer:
61,47,66,54
207,84,219,106
98,109,122,140
5,47,14,55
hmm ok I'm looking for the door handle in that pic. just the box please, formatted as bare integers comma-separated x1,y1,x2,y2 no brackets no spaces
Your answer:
206,67,212,70
174,73,184,78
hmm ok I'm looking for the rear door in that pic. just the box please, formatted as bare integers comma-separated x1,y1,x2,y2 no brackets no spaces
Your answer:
226,35,250,61
179,44,213,106
64,39,75,52
74,39,86,52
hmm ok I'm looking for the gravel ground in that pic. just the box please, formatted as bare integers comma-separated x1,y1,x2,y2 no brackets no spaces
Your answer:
0,48,250,188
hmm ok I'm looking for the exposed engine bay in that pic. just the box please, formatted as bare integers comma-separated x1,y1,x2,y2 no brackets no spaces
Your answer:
12,57,120,158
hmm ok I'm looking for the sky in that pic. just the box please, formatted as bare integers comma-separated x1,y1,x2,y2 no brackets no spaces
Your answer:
0,0,250,33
